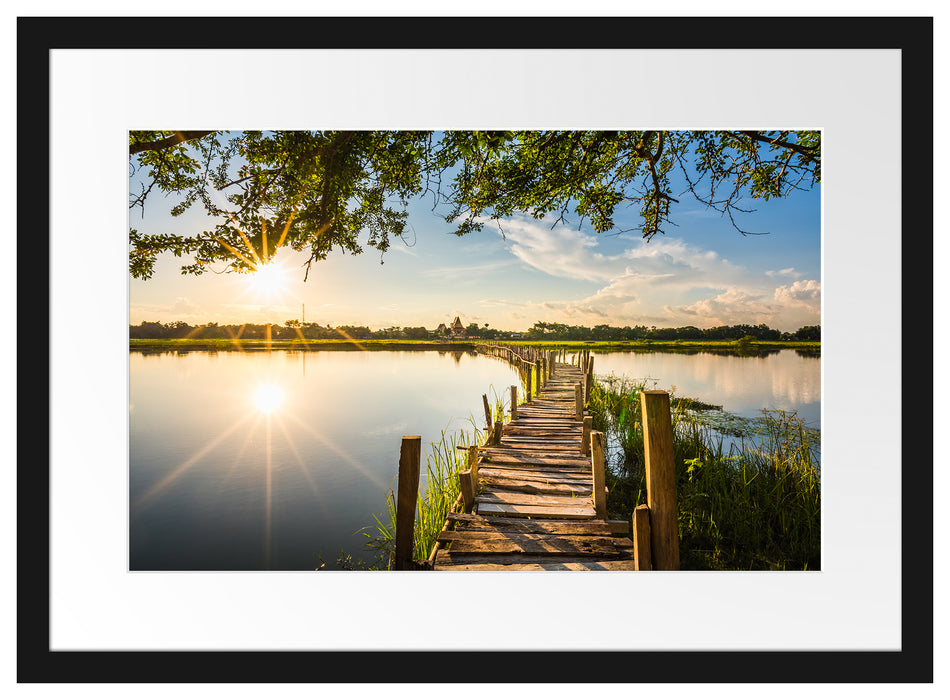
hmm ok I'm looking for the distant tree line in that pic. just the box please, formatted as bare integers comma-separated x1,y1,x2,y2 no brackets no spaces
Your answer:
129,320,820,342
520,321,820,342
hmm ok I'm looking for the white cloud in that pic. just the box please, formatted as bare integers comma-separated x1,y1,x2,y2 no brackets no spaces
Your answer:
774,279,821,306
480,215,821,332
766,267,802,279
492,216,615,282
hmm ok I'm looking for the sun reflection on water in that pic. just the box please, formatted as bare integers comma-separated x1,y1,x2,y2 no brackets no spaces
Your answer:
253,382,285,414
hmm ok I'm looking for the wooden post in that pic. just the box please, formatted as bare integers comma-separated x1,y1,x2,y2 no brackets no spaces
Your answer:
585,356,594,402
535,359,542,391
459,469,475,513
510,385,518,421
468,444,478,482
590,431,607,519
394,436,422,570
640,390,679,570
582,416,592,456
482,393,492,432
526,364,532,402
574,383,583,420
494,419,503,446
632,504,652,571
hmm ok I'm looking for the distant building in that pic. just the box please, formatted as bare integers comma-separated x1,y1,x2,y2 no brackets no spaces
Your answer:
435,316,467,337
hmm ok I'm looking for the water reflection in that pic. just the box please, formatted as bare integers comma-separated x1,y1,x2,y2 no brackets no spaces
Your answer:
129,347,819,571
592,349,820,428
129,349,522,571
253,382,285,414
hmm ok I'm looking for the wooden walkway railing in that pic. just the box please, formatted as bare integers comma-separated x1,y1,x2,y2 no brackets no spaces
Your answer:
394,343,679,571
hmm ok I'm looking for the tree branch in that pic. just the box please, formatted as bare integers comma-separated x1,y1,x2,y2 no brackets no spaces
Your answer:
738,131,819,158
130,131,217,155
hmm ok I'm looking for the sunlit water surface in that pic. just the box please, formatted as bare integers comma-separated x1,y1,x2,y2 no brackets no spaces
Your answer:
129,347,819,571
591,348,820,428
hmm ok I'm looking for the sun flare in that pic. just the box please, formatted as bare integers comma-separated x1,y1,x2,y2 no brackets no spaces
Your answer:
253,382,285,414
249,261,289,297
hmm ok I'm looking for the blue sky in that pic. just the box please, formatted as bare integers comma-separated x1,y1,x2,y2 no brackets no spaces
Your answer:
129,134,821,333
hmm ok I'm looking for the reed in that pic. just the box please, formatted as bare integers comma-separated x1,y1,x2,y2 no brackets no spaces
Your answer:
588,373,821,570
362,386,510,569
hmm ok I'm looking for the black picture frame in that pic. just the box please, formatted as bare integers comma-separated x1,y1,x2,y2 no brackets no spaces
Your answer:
19,15,933,685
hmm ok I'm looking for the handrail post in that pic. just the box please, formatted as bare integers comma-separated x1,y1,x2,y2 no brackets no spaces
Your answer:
459,469,475,513
482,393,492,433
582,415,592,456
640,390,679,570
510,385,518,421
394,435,422,570
467,444,478,482
632,504,652,571
590,431,607,519
585,356,594,402
574,383,583,420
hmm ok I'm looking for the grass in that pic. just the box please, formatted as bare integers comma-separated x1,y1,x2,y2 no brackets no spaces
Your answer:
588,373,821,570
358,386,510,570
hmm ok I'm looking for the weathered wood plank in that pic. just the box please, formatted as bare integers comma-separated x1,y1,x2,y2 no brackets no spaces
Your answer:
475,502,596,519
434,551,637,570
433,560,638,571
477,489,593,507
446,512,629,536
438,532,635,557
477,467,592,484
480,452,591,468
477,477,592,496
498,441,582,452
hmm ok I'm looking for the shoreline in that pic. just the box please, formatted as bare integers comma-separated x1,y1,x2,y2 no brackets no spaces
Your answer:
128,338,821,353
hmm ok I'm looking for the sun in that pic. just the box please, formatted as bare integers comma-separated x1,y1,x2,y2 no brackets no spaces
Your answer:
253,382,285,414
248,261,290,298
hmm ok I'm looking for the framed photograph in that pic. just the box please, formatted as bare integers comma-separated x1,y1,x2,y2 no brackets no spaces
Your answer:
21,14,932,685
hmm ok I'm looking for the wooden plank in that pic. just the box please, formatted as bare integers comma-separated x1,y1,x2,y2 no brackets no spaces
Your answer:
437,532,635,557
434,551,637,570
479,468,592,483
477,489,593,508
446,512,629,536
480,452,591,468
477,467,593,484
498,441,581,451
434,560,638,571
477,477,592,497
475,502,596,519
503,428,582,436
440,529,634,547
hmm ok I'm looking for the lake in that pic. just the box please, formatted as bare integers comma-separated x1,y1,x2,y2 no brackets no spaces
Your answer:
129,346,820,571
590,347,821,428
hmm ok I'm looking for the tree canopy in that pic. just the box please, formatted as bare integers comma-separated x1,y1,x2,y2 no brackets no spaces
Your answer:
129,130,820,280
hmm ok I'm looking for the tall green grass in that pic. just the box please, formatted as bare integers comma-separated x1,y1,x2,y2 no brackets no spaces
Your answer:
589,373,821,570
360,386,510,569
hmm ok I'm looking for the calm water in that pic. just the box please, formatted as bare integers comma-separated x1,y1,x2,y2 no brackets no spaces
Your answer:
591,348,820,428
129,347,819,571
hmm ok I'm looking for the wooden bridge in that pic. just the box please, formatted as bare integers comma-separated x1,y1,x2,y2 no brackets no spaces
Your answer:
393,343,679,572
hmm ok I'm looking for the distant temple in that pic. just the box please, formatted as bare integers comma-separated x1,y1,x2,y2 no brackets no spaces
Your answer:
435,316,467,338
